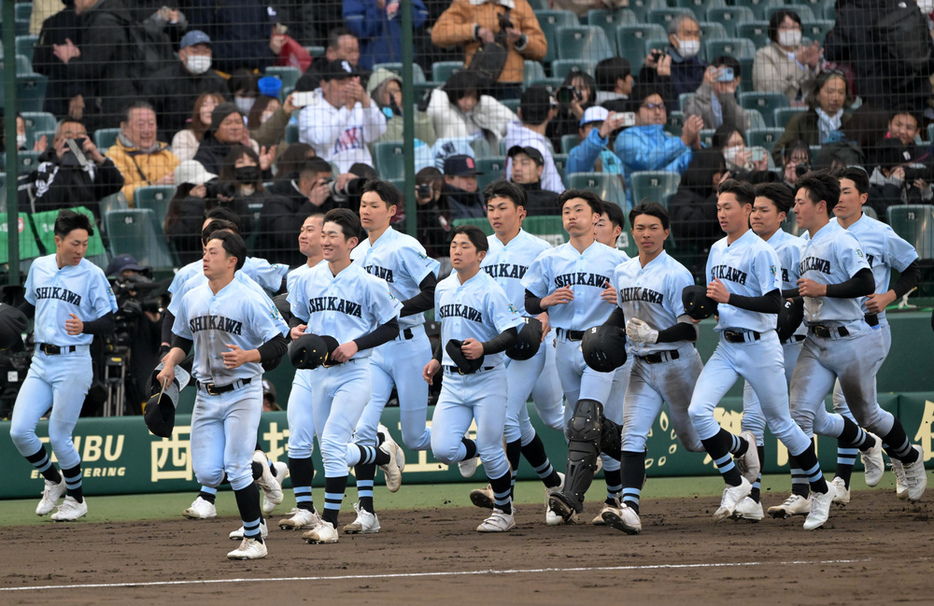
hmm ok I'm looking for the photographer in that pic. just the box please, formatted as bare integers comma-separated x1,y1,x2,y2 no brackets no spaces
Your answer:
684,56,747,132
17,118,124,221
414,166,450,260
547,68,596,151
638,14,708,114
104,255,166,416
868,140,934,217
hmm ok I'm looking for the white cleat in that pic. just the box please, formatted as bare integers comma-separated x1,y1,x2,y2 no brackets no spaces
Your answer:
254,451,284,514
602,502,642,535
458,456,479,478
768,493,811,519
229,518,269,540
343,503,381,534
735,431,761,484
592,500,617,525
469,484,495,509
477,508,516,532
731,496,764,522
36,479,66,516
50,496,88,521
714,477,752,521
543,473,565,525
902,445,928,502
377,426,404,492
378,424,406,471
227,538,267,560
278,507,320,530
804,484,835,530
183,496,217,519
891,458,910,501
831,477,850,505
303,520,339,544
860,433,885,487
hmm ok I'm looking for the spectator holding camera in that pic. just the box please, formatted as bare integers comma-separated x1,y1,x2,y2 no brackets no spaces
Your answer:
17,118,124,221
713,125,770,181
752,9,820,104
564,106,628,181
427,70,515,148
780,140,811,191
106,101,180,205
547,68,597,151
639,14,708,113
414,166,450,259
684,56,747,132
868,139,934,216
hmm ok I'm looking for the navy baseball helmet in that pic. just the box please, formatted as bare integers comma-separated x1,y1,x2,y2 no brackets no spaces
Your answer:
445,339,485,374
506,316,543,361
776,297,804,342
682,285,717,321
581,324,627,373
289,334,339,369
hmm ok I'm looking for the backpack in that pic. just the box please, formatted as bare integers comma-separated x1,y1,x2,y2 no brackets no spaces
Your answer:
875,1,933,73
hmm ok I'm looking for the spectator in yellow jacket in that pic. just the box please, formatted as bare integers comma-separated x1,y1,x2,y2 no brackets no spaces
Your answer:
106,101,180,205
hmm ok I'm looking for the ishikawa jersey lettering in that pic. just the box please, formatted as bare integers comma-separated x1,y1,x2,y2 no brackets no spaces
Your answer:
522,241,628,330
288,262,401,359
25,255,117,346
172,281,288,384
767,229,807,290
170,256,287,298
798,221,870,323
614,250,694,355
706,229,782,333
482,229,552,314
351,227,440,329
435,270,524,367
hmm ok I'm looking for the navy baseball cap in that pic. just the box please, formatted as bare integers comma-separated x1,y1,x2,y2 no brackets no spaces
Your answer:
443,154,483,177
180,30,211,49
507,145,544,166
106,254,150,277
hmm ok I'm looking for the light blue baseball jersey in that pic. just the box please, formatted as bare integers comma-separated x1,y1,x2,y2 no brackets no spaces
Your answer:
706,229,782,333
286,259,328,293
521,241,628,330
766,229,807,290
798,221,870,323
614,250,694,355
482,229,552,314
169,256,287,297
24,255,118,346
435,269,524,368
287,261,401,359
350,227,440,330
839,214,918,322
168,269,272,316
172,280,289,384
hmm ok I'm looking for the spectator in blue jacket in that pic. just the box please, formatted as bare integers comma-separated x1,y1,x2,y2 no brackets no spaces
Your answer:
564,106,629,181
614,85,702,208
344,0,428,70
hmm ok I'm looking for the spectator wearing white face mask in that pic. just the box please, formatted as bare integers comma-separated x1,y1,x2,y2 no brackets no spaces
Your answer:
143,30,229,140
752,9,820,104
637,14,708,113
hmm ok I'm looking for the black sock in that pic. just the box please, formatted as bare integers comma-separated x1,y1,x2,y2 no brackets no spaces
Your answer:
322,476,348,527
489,471,512,514
505,440,521,498
462,437,478,460
794,446,828,494
198,490,217,504
620,451,645,514
289,456,315,512
251,461,264,481
881,421,919,463
521,435,560,487
355,463,377,513
234,482,263,543
25,446,62,484
61,464,83,503
701,429,743,486
750,445,764,503
604,468,622,503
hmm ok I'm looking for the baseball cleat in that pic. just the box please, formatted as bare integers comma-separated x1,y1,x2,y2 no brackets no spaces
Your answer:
477,508,516,532
273,461,289,485
279,507,320,530
50,496,88,521
183,496,217,519
36,479,66,516
548,491,580,523
592,500,618,525
458,456,479,478
860,433,885,487
229,518,269,540
734,431,761,485
469,484,495,509
378,426,404,493
831,477,850,505
803,484,835,530
767,494,811,519
254,451,284,513
378,424,406,472
227,538,267,560
343,503,380,534
891,458,910,500
902,445,927,502
714,477,752,521
303,520,339,544
603,502,642,535
731,496,764,522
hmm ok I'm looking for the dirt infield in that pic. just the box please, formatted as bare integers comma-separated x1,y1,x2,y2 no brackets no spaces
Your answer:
2,489,931,605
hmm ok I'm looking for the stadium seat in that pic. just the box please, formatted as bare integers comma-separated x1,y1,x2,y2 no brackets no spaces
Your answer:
0,73,48,113
586,9,637,43
616,24,668,72
264,66,300,94
647,8,696,30
104,208,175,269
560,134,580,154
668,110,685,136
305,46,325,57
537,10,580,64
927,123,934,145
555,26,615,63
749,0,788,21
822,3,836,21
15,35,38,63
699,128,715,148
553,153,568,177
738,92,789,127
9,150,41,174
744,108,766,131
476,157,507,192
746,127,785,153
372,140,406,181
501,98,520,114
0,212,41,264
774,107,806,129
738,57,755,93
802,19,833,43
134,185,176,223
704,7,754,37
32,206,105,257
737,21,771,49
523,215,567,247
523,60,546,89
698,21,728,41
621,0,668,22
285,123,299,144
528,77,563,91
552,59,597,81
432,61,462,85
14,3,31,21
629,171,680,208
678,92,694,113
567,172,627,212
765,4,815,23
451,217,493,236
93,128,121,151
704,37,757,61
21,111,56,136
673,0,726,13
372,62,426,84
887,205,934,260
470,137,493,160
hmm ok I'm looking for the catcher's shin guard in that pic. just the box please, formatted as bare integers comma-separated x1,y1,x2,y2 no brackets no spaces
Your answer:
552,399,603,516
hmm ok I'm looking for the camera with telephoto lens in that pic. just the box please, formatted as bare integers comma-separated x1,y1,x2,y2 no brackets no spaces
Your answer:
205,178,237,200
556,86,582,105
326,176,368,203
416,183,433,199
903,165,934,183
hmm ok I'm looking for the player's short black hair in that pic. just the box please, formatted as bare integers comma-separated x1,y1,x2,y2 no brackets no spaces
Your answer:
601,200,625,230
209,230,246,271
202,219,238,245
452,224,489,253
796,170,840,215
54,209,94,237
718,179,755,206
629,201,670,231
558,189,603,215
483,179,527,209
361,179,400,209
836,166,870,196
754,182,794,215
204,206,241,231
324,208,362,242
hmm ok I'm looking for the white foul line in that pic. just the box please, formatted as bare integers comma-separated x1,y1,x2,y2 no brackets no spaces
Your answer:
0,558,873,593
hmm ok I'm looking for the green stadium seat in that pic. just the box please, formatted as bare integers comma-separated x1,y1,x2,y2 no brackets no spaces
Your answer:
523,60,546,89
373,140,406,180
616,24,668,72
2,73,48,112
104,209,175,269
523,215,567,247
32,206,105,257
21,111,55,135
744,108,766,131
738,92,789,127
528,78,563,91
285,123,298,144
748,0,787,21
887,205,934,260
668,110,685,137
802,19,833,43
738,57,755,93
501,98,520,114
537,10,580,64
567,172,627,212
775,107,807,129
746,127,785,153
560,134,580,154
765,4,815,23
305,46,325,57
470,137,493,160
555,26,615,63
372,62,426,84
737,21,772,49
552,59,596,81
629,171,680,208
14,3,32,21
15,35,38,63
476,157,507,192
432,61,463,84
451,217,493,236
699,128,715,148
134,185,176,223
263,66,301,95
553,153,568,177
647,8,696,30
678,92,694,113
0,212,41,264
586,9,637,44
704,7,755,37
93,128,121,151
698,21,728,41
12,150,41,174
823,3,836,21
621,0,668,22
673,0,726,12
705,37,757,61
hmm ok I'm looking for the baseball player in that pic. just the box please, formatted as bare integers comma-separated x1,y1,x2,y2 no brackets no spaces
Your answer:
522,190,628,524
157,230,289,560
829,167,920,503
278,212,329,532
688,179,834,530
10,210,117,521
345,180,439,534
732,182,808,521
465,180,565,523
599,202,706,535
424,224,525,532
287,208,405,544
769,172,926,519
